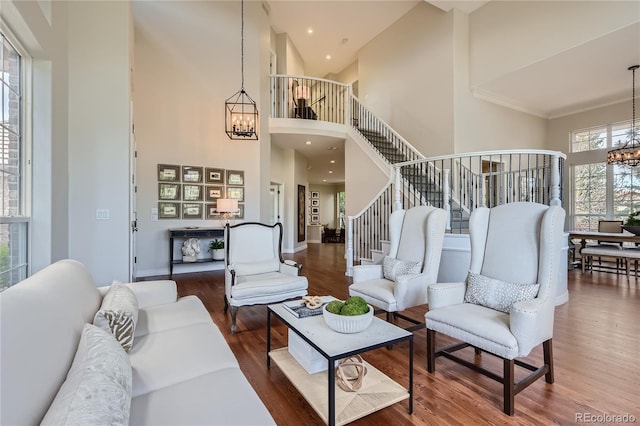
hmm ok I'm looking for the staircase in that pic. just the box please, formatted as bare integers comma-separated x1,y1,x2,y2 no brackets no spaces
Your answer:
269,74,565,276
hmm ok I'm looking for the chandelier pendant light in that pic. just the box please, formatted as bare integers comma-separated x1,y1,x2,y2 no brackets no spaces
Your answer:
607,65,640,166
225,0,258,140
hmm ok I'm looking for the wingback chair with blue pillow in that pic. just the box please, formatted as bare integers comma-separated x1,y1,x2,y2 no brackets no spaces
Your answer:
349,206,447,330
224,222,308,333
425,202,566,415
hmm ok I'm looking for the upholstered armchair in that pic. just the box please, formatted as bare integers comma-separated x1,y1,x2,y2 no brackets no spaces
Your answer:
348,206,447,330
425,202,566,415
224,222,308,333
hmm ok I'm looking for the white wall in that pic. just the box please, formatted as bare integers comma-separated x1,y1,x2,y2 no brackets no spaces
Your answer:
453,10,547,152
271,143,297,251
133,1,268,276
358,2,454,157
344,135,389,217
67,1,132,284
469,1,640,88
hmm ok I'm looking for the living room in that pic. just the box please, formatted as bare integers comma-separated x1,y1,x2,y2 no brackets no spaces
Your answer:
1,0,639,424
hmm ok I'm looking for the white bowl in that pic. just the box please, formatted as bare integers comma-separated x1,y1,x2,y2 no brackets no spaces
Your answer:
322,303,374,333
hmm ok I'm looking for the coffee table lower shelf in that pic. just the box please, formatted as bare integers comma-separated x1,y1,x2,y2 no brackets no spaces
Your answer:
269,347,409,426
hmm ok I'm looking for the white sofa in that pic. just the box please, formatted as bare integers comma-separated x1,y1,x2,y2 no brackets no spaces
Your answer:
0,259,275,425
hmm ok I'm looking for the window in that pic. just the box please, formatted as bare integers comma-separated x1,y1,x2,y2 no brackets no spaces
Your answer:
569,120,639,230
0,30,29,290
336,191,345,229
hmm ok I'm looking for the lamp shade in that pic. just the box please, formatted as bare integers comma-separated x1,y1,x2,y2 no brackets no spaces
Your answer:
217,198,238,213
295,85,310,100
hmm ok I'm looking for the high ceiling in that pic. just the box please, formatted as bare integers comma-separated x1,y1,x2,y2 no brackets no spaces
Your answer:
134,1,640,185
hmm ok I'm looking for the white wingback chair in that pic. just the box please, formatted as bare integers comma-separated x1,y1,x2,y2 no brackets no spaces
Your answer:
425,202,566,415
349,206,447,330
224,222,308,333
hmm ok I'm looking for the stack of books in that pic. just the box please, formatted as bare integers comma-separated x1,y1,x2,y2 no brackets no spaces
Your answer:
282,296,334,318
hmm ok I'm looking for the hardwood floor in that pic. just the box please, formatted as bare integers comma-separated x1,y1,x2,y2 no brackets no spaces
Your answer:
156,243,640,425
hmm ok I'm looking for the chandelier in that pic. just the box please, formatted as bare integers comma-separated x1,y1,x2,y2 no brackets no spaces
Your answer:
225,0,258,140
607,65,640,166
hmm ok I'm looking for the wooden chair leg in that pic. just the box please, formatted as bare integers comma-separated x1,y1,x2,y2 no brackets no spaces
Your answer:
427,329,436,373
503,358,515,416
224,296,229,313
230,306,239,334
543,339,554,383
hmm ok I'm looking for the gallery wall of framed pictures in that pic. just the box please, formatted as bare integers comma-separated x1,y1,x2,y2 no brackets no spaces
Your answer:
157,164,245,220
309,191,320,224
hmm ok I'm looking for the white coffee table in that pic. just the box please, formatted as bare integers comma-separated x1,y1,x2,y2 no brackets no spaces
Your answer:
267,301,413,426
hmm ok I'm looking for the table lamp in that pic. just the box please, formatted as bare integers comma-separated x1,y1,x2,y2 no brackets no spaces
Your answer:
217,198,239,224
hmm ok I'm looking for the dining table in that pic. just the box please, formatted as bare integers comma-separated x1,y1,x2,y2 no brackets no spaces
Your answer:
568,230,640,251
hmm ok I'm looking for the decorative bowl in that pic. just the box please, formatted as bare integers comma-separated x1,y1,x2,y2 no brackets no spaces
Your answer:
622,225,640,236
322,303,374,333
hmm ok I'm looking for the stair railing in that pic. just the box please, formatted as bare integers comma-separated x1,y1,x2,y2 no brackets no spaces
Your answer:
347,150,565,274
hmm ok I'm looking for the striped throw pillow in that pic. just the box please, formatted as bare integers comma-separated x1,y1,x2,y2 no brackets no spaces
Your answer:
94,283,138,352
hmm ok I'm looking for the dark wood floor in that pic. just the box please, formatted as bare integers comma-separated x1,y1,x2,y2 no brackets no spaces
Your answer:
158,243,640,425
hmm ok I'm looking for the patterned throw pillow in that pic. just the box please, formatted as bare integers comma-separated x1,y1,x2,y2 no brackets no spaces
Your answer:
41,324,132,426
382,256,422,281
94,283,138,352
464,272,540,313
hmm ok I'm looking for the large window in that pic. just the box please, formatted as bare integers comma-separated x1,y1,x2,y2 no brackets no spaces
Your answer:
570,121,639,230
0,30,28,290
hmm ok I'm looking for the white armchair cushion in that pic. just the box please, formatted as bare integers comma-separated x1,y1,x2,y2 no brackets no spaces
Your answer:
464,272,540,314
382,256,422,281
232,259,280,276
41,324,132,426
94,283,139,352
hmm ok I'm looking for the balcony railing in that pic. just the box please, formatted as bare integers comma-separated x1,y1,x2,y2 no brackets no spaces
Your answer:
270,75,349,124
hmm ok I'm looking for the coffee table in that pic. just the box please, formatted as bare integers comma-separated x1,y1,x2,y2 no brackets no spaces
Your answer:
267,301,413,426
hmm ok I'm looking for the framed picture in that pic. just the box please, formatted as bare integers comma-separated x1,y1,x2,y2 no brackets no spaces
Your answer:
182,166,203,183
236,203,245,219
227,170,244,186
311,214,320,223
183,184,203,201
182,203,202,219
205,185,224,201
298,185,305,242
158,164,180,182
311,191,319,199
205,168,224,184
158,183,181,200
311,206,319,214
205,203,219,219
226,186,245,202
158,202,180,219
311,199,319,207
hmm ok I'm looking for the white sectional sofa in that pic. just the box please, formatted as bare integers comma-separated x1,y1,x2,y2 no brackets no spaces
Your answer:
0,259,275,425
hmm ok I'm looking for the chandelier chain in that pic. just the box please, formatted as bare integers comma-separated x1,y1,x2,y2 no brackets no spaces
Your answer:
241,0,244,89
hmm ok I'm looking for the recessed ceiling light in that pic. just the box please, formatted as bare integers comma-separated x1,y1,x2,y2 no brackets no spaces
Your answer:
322,179,327,182
307,28,313,35
325,54,332,60
329,171,333,174
330,160,335,164
305,141,311,145
327,146,337,150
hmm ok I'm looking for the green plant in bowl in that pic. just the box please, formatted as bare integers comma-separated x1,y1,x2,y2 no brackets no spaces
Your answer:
623,212,640,235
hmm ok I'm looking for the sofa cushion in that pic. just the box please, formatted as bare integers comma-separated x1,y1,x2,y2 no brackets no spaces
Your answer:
382,256,422,281
94,283,139,352
41,324,132,426
129,322,239,397
135,295,212,337
464,272,540,313
130,368,275,425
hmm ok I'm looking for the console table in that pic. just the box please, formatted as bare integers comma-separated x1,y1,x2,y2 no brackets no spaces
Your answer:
169,227,224,277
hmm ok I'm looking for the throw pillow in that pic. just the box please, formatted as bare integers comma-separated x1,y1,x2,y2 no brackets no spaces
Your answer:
94,283,138,352
41,324,132,426
382,256,422,281
464,272,540,313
